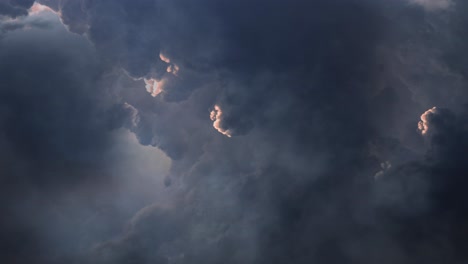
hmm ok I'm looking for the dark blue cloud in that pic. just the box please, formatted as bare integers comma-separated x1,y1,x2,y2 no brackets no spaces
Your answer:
2,1,468,264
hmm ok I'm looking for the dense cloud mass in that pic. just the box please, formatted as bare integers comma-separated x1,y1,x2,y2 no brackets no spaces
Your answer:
1,0,468,263
408,0,453,10
0,0,34,17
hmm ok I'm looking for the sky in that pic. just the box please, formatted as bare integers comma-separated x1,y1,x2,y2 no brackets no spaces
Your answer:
1,0,468,263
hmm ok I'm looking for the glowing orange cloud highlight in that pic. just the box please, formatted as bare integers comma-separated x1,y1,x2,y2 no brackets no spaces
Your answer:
28,2,58,16
27,2,70,31
121,69,166,98
144,78,165,97
167,64,180,75
159,53,171,63
210,105,232,138
159,52,179,75
418,106,437,135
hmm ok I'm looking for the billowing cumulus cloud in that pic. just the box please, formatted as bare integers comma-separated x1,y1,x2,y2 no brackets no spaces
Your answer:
2,0,468,264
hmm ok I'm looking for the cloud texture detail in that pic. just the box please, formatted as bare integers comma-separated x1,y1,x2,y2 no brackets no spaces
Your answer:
1,0,468,264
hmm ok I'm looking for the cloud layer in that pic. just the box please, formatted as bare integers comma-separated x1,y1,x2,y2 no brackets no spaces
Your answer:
1,0,468,264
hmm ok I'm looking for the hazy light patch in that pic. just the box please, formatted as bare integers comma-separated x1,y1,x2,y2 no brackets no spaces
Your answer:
111,129,171,178
210,105,232,138
374,161,392,180
108,129,173,204
408,0,453,11
418,107,438,135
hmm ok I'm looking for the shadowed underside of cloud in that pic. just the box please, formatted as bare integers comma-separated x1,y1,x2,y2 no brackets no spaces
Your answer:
0,7,172,264
0,0,34,18
1,0,468,264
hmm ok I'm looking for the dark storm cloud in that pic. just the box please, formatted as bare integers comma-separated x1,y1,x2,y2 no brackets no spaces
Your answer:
0,0,34,18
84,204,186,264
0,11,110,263
49,0,389,263
38,0,167,78
0,9,172,264
370,106,468,263
0,16,111,170
2,0,468,264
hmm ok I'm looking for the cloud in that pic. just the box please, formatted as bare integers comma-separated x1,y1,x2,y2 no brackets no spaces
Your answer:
417,107,459,150
418,106,438,135
408,0,453,11
0,0,34,18
159,52,180,75
144,78,165,97
0,7,172,264
85,204,184,264
15,1,395,263
210,105,232,137
3,0,468,264
371,107,468,261
28,2,55,16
